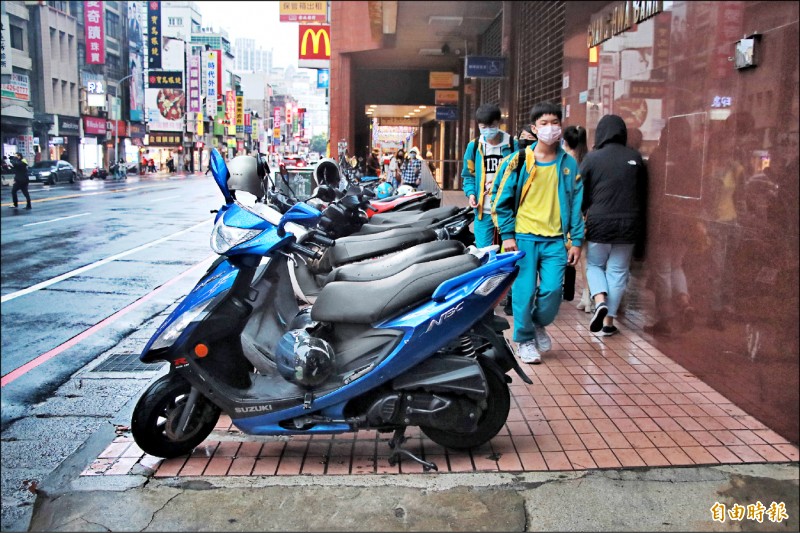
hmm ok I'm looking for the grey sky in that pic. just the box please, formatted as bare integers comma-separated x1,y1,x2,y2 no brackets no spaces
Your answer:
195,1,301,68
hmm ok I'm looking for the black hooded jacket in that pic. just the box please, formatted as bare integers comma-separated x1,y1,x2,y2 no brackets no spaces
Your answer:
579,115,648,244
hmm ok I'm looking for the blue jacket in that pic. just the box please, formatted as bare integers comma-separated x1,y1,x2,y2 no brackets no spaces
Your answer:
491,142,584,247
461,134,518,220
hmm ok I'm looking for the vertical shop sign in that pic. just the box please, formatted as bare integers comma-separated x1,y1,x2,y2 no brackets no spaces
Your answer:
1,14,12,75
226,90,236,135
84,1,105,64
244,113,251,134
205,50,218,117
236,91,244,133
285,102,292,125
651,11,671,80
188,54,201,112
147,1,161,69
713,2,743,78
128,1,145,121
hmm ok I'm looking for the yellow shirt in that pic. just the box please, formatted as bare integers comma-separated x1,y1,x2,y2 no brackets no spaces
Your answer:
515,160,562,236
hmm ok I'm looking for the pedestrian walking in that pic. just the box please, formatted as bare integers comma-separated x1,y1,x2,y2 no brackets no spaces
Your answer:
10,154,32,210
388,148,405,188
580,114,648,336
561,125,593,313
492,102,584,364
399,146,423,188
366,147,381,177
461,104,518,248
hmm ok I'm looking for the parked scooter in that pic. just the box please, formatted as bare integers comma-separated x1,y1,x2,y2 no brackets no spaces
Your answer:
90,167,109,180
131,149,530,470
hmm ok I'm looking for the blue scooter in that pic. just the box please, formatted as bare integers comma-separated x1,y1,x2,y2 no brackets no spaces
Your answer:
131,148,531,470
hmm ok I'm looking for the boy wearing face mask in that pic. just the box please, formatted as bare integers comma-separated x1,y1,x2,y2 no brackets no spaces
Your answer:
461,104,519,248
492,102,584,365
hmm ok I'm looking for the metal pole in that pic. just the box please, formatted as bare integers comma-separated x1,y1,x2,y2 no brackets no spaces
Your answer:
113,74,135,171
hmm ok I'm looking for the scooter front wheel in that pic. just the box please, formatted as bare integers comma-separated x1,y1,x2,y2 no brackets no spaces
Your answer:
131,373,220,458
420,364,510,450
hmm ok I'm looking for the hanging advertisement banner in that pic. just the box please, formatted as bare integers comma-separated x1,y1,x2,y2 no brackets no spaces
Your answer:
84,0,105,64
1,73,30,101
236,91,244,133
146,88,184,131
147,0,161,69
205,50,219,117
226,90,236,134
128,1,145,121
280,1,327,23
188,54,201,112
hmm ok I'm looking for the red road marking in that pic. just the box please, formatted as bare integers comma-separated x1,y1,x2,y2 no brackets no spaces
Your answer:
1,254,217,387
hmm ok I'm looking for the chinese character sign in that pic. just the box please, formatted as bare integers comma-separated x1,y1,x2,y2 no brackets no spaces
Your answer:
279,1,327,23
226,90,236,135
148,71,183,89
84,1,105,64
147,0,162,69
206,50,219,117
236,92,244,133
188,55,201,113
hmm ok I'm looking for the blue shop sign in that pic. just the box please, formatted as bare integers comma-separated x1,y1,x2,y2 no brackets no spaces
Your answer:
317,69,330,89
435,106,458,121
465,56,506,78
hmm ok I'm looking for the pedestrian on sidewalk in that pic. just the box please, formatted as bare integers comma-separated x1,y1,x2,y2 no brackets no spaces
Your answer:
388,148,404,189
580,114,648,336
400,146,423,188
492,102,584,364
461,104,518,248
10,154,32,209
562,125,592,313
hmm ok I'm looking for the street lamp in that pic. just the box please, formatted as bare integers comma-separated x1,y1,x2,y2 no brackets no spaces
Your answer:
112,73,136,168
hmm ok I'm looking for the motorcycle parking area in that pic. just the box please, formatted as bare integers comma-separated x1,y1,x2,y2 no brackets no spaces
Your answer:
80,299,798,480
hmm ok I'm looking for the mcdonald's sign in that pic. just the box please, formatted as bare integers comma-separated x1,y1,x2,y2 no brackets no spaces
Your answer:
298,24,330,69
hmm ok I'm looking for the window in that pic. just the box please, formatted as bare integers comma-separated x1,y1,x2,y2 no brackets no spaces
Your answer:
105,11,120,40
48,1,69,13
11,25,24,51
106,53,121,80
168,17,184,27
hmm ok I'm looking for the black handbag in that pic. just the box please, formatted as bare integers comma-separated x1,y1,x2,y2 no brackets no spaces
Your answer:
563,265,576,301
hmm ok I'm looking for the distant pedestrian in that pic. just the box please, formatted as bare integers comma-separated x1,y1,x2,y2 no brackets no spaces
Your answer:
461,103,518,248
366,147,381,177
562,125,592,313
388,149,405,188
400,146,423,188
10,154,32,209
580,114,648,336
148,158,156,173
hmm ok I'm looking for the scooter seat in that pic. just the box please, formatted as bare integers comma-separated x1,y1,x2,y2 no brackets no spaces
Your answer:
328,227,437,267
312,254,481,324
369,206,459,225
326,240,465,283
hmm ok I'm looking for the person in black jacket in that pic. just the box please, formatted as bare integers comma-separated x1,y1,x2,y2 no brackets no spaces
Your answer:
580,114,647,335
10,154,32,209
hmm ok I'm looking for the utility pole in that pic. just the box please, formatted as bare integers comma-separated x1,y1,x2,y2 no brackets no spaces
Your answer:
112,73,136,168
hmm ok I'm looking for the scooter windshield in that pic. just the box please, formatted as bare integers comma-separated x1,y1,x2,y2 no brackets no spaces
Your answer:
209,148,234,204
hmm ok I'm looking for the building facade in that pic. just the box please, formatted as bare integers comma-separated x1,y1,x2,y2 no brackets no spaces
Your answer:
1,1,35,162
233,37,272,74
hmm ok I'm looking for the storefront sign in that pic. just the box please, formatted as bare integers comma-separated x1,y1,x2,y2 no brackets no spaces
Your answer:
107,119,127,137
435,90,459,105
225,90,236,135
188,55,201,112
435,106,459,121
83,116,107,135
714,2,743,78
579,91,589,104
147,132,182,146
128,122,146,138
50,137,64,145
285,102,292,125
380,117,418,127
1,73,30,101
1,14,12,76
465,56,506,78
148,71,183,89
298,24,330,68
196,112,204,136
236,91,244,133
84,1,105,64
429,71,456,89
205,50,219,116
58,116,80,136
587,1,663,48
629,81,665,99
280,1,327,23
316,69,329,89
244,112,251,134
147,0,162,69
711,96,732,108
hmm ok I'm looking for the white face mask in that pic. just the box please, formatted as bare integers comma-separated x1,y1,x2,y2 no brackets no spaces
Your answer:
536,125,562,145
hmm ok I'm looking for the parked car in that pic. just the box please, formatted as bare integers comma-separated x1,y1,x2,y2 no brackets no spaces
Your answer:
282,154,307,168
29,160,79,184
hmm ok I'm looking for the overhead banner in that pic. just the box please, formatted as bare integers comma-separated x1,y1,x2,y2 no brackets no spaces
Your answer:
205,50,219,117
280,1,327,23
298,24,330,69
146,88,185,131
84,0,105,64
147,0,162,69
187,54,201,112
128,1,145,122
148,70,183,89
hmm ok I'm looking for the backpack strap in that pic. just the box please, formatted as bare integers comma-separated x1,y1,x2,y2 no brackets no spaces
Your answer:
514,148,526,180
469,137,479,163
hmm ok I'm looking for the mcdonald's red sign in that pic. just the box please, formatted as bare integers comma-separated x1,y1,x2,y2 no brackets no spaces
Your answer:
298,25,331,61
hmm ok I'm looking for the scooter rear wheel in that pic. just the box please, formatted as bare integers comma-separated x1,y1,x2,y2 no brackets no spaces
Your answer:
131,373,220,458
420,364,510,450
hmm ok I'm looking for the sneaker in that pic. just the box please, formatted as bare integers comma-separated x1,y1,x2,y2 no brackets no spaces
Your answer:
10,205,17,209
590,302,608,332
517,340,541,364
533,323,551,352
601,325,619,336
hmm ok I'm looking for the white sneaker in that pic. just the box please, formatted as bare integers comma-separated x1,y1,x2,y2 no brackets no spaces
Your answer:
533,324,552,353
518,340,541,364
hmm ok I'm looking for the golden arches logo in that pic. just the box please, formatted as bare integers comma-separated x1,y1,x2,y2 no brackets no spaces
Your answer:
300,26,330,58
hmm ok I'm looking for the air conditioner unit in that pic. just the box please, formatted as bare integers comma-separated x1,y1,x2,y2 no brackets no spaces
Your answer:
428,16,463,26
418,48,444,56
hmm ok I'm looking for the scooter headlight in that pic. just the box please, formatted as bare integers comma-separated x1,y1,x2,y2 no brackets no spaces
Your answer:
150,300,210,350
210,217,262,254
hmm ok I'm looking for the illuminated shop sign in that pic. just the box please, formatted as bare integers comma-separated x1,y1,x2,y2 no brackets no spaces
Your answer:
711,96,732,108
587,1,663,48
